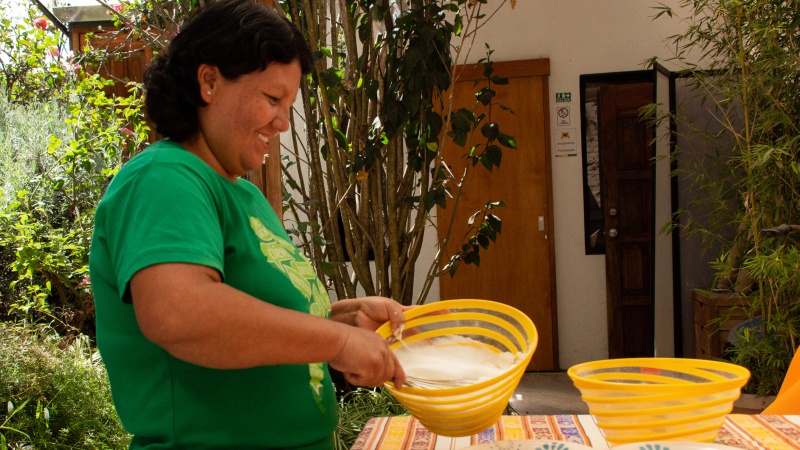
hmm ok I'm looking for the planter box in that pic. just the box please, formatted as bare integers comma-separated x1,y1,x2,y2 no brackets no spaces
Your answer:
733,393,776,413
693,290,753,359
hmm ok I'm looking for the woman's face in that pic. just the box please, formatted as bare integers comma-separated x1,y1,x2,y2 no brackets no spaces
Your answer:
188,60,302,181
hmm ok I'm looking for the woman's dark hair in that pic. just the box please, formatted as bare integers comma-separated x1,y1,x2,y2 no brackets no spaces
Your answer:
143,0,314,141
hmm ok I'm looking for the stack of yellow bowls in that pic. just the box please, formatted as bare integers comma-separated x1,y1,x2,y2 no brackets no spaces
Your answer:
568,357,750,445
376,299,538,437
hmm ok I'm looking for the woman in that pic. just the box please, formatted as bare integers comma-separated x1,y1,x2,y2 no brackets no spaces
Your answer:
89,1,406,448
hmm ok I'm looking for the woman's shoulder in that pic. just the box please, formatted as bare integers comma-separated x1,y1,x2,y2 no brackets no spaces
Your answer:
131,140,200,164
117,140,266,199
119,140,214,179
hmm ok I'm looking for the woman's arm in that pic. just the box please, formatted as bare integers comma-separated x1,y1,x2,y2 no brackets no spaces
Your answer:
130,262,404,387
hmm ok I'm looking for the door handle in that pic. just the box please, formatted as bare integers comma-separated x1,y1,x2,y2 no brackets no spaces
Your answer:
538,216,545,231
608,228,618,238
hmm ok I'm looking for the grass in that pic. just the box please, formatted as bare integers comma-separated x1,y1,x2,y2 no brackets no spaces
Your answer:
0,322,131,449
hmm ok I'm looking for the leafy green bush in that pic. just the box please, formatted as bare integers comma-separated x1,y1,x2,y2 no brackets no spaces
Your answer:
0,322,130,449
0,90,71,323
0,24,149,335
0,73,147,337
0,0,150,335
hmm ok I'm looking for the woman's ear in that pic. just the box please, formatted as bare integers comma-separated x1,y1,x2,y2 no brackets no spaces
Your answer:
197,64,218,103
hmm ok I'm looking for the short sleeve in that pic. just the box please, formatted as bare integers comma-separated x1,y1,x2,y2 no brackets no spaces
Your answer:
99,156,225,301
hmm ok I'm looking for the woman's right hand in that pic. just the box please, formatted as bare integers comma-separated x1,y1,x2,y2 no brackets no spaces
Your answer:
328,326,405,388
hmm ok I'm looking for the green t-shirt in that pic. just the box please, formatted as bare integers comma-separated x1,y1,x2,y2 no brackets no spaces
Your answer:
89,140,337,449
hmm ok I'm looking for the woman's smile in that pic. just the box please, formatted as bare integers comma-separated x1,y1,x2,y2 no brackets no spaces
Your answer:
186,60,302,181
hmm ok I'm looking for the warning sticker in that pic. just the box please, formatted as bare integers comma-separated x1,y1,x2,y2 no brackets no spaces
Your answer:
556,106,571,126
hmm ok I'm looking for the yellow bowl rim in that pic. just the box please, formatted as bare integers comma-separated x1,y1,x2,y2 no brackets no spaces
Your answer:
377,299,538,396
567,357,750,394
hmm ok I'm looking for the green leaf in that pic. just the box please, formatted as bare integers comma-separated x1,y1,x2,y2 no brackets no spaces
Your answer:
364,79,379,100
467,252,480,267
481,122,499,141
476,87,495,106
451,108,475,132
497,132,516,149
334,128,348,151
491,76,509,85
479,221,497,241
486,214,502,234
312,233,330,246
477,234,490,249
319,68,342,87
454,14,463,36
482,145,502,170
319,261,337,278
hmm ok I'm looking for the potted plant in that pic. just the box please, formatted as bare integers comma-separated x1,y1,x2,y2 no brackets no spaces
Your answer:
654,0,800,396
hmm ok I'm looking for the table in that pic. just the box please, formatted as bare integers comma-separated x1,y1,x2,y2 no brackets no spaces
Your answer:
351,414,800,449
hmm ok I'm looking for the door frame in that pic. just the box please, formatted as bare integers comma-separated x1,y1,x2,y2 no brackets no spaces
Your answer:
579,71,662,358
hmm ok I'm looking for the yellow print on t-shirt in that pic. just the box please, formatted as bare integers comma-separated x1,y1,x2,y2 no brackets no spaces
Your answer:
249,217,331,411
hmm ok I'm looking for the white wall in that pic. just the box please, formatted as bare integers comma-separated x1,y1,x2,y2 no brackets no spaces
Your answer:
414,0,692,369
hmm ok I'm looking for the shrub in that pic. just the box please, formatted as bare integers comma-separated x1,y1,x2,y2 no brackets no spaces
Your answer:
0,91,71,324
0,0,150,336
0,322,131,449
0,75,147,337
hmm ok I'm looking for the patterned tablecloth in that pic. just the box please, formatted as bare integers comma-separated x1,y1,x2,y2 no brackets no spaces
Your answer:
351,414,800,449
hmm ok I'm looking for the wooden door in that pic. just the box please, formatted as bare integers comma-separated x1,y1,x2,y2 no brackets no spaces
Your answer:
438,59,558,371
599,82,655,358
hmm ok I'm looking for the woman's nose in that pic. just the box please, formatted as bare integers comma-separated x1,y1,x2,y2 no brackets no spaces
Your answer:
272,106,291,133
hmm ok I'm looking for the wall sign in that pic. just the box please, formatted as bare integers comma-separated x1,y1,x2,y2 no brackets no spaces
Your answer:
556,105,571,126
554,128,578,157
556,92,572,103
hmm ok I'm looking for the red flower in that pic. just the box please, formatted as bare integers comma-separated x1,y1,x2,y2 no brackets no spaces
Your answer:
112,4,124,12
121,127,135,136
34,17,48,30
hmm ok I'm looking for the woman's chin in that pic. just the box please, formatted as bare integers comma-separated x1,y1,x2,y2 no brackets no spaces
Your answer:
242,157,267,175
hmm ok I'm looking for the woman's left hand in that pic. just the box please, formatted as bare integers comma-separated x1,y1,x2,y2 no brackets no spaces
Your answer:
330,296,412,332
